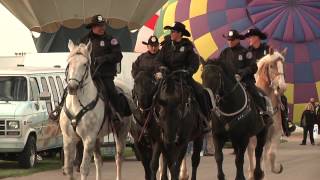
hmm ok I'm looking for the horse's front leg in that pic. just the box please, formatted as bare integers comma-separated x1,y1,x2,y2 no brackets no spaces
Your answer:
151,142,162,180
80,137,96,180
254,128,268,180
233,137,249,180
159,153,169,180
191,137,203,180
93,139,103,180
267,125,283,174
63,136,77,180
247,136,257,180
213,135,226,180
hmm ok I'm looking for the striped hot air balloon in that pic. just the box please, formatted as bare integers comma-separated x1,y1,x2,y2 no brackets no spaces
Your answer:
155,0,320,123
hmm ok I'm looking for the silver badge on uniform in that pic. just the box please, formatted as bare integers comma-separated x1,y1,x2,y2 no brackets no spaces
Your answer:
246,52,253,59
100,40,105,47
180,46,185,52
238,54,243,61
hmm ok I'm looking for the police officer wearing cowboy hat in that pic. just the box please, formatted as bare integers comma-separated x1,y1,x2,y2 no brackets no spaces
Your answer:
157,21,211,133
214,29,272,125
131,35,163,79
81,14,131,118
245,28,273,62
246,28,293,131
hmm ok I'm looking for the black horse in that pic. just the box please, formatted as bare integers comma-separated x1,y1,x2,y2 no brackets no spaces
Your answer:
155,70,204,180
201,62,268,180
131,70,162,180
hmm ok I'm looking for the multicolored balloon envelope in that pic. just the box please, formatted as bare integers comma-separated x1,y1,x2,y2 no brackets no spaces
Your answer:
155,0,320,123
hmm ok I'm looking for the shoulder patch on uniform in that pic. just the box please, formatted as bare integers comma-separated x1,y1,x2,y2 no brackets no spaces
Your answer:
111,38,118,46
246,51,253,59
180,46,185,52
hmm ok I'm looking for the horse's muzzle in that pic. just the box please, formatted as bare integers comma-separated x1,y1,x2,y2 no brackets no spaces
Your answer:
68,82,79,95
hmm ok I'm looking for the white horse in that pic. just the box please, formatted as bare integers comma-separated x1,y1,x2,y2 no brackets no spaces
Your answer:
60,40,131,180
247,49,287,179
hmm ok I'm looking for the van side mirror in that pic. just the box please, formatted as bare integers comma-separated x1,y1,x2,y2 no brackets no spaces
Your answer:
39,91,51,101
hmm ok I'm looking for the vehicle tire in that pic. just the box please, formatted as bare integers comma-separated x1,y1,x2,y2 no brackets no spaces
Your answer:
18,136,37,168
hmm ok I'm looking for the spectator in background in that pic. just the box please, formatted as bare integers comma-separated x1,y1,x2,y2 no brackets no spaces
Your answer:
300,102,316,145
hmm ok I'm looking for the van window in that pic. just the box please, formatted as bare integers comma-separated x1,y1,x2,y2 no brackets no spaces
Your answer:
0,76,27,101
48,76,59,106
29,77,40,101
56,76,64,97
40,77,52,113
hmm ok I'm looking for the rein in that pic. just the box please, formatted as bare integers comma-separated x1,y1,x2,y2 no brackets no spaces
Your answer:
204,64,248,117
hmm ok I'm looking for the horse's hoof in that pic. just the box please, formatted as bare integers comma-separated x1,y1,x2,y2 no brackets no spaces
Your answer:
272,164,284,174
254,170,265,180
278,164,284,174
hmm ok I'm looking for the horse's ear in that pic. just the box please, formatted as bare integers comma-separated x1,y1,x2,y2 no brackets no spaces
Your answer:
68,39,75,52
281,48,288,57
86,40,92,54
199,56,206,66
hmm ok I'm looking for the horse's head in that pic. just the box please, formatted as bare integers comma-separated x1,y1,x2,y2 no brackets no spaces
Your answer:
133,71,157,112
201,61,224,95
66,40,92,95
256,48,287,95
158,70,191,144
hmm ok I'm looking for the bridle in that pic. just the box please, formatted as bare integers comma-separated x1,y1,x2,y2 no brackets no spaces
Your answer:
63,50,99,131
65,51,90,90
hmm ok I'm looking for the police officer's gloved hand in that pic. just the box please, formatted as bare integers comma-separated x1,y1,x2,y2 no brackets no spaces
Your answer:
155,72,163,80
235,74,242,82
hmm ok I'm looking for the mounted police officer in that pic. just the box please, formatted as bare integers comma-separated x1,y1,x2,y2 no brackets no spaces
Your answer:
131,35,163,79
245,28,293,131
156,22,210,133
217,29,272,124
80,14,131,120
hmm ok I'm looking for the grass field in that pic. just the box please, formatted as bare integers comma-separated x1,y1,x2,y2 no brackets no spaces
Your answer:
0,148,135,179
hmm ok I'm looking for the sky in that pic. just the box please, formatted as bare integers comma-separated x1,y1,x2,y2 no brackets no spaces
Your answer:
0,4,36,56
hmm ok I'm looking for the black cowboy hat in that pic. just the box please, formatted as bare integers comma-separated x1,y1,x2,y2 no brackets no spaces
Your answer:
142,35,159,46
86,14,106,29
164,22,191,37
223,29,245,40
245,28,267,40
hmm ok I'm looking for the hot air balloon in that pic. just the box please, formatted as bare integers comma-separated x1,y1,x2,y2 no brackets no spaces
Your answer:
155,0,320,123
0,0,166,52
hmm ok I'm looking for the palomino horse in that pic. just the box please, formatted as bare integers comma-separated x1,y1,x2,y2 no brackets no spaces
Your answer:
247,49,287,179
60,40,130,180
202,61,268,180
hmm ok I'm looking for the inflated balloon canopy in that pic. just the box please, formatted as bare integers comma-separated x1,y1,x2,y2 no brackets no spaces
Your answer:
155,0,320,123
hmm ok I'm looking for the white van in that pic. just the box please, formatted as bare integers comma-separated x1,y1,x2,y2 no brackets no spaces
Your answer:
0,66,66,168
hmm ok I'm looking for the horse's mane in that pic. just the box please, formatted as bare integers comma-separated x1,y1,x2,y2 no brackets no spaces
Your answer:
256,51,284,83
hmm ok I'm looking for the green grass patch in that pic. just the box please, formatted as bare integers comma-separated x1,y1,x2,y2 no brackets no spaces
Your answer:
0,158,61,179
0,147,135,179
